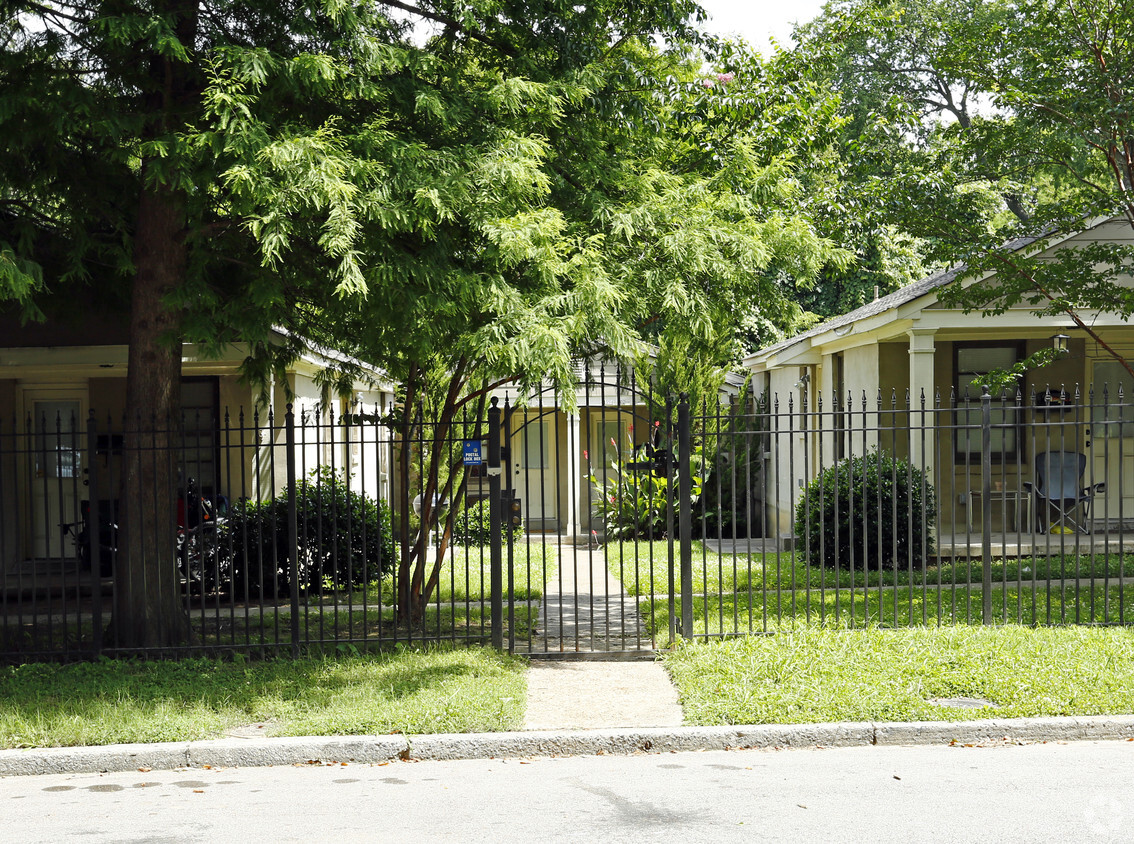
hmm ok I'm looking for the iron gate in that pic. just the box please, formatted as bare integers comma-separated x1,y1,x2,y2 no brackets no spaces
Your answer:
492,367,689,656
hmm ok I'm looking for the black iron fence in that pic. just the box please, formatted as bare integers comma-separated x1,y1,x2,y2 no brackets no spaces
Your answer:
0,403,508,661
3,382,1133,662
677,384,1134,640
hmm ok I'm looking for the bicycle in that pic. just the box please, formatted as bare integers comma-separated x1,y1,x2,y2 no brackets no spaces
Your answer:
177,478,228,594
60,499,117,578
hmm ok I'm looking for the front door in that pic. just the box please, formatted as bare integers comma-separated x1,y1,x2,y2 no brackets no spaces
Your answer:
1089,360,1134,525
25,395,86,561
513,417,558,528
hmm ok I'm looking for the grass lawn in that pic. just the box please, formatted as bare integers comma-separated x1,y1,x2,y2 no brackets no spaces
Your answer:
608,541,1134,596
0,646,527,749
211,603,541,646
360,541,558,604
664,625,1134,725
607,542,1134,630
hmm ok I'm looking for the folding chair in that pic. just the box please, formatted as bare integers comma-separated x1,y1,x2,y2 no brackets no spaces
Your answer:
1023,451,1105,534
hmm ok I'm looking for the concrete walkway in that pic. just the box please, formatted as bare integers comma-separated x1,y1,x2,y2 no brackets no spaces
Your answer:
524,661,683,730
520,544,684,729
528,546,654,653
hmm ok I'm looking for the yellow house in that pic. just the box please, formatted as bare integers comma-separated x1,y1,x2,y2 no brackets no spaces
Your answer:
0,316,393,575
743,215,1134,544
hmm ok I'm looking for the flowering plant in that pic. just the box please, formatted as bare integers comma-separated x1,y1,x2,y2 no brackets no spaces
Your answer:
585,423,703,541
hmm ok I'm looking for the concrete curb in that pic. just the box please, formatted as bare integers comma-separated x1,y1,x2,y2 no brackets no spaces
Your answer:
3,715,1133,777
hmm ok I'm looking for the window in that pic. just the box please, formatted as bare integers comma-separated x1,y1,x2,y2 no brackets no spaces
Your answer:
181,377,220,492
954,343,1022,460
834,352,848,460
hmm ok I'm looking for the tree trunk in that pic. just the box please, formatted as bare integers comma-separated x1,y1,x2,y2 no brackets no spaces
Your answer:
107,0,199,649
112,177,192,649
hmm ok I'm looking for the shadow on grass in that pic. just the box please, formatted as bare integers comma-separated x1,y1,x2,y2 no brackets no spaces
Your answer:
0,645,527,748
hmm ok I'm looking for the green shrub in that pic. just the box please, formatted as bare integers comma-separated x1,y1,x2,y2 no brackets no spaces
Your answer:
223,469,395,597
451,498,524,545
794,449,936,570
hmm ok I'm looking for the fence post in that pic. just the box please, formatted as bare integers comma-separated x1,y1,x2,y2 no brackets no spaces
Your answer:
980,387,993,625
488,398,503,650
502,399,515,654
285,404,300,658
86,411,103,655
666,396,677,645
678,394,693,641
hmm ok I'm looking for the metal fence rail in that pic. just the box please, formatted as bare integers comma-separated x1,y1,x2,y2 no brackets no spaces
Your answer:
0,403,506,661
3,381,1133,662
674,386,1134,641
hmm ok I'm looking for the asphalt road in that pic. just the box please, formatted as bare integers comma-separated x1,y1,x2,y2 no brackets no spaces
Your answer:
3,740,1131,843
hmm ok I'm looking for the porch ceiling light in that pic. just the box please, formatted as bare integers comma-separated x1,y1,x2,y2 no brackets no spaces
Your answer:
1051,334,1070,355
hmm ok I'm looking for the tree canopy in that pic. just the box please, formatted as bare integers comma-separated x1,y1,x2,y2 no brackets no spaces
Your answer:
0,0,847,639
785,0,1134,378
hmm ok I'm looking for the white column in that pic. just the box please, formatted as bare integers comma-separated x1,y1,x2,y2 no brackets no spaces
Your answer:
566,412,581,539
818,355,837,467
907,329,937,481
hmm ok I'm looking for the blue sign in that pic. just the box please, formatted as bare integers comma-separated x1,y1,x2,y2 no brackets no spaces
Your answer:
463,440,483,466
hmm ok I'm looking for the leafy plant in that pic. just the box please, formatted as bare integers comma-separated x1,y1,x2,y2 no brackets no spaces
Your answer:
794,449,936,570
224,468,395,597
695,386,766,539
587,425,703,541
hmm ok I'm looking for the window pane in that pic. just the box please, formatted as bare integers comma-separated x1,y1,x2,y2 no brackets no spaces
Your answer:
957,346,1017,375
523,423,550,469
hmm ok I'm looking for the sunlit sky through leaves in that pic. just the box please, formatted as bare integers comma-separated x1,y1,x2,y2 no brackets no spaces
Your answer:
696,0,828,53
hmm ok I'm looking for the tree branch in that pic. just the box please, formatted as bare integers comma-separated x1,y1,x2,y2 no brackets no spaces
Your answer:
379,0,519,58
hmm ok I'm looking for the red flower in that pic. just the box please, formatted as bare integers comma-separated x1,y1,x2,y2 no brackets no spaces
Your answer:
583,449,589,460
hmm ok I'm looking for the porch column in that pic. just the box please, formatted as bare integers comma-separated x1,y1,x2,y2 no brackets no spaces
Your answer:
818,355,837,468
907,329,937,482
566,412,581,540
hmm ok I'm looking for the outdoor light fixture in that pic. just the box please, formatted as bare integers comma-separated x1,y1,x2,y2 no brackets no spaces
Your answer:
1051,334,1070,355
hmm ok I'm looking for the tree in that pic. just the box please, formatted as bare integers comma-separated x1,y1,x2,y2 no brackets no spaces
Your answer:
0,0,516,645
292,32,847,625
789,0,1134,379
2,2,845,638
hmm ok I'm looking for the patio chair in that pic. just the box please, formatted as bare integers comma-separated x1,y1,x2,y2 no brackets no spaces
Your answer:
1023,451,1105,534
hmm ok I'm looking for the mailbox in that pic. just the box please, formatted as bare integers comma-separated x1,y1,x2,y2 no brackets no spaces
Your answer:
504,492,522,527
